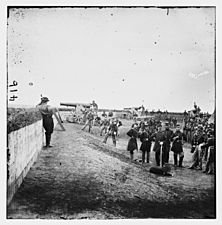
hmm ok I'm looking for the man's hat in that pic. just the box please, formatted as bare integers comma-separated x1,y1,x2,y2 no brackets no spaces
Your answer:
41,97,49,103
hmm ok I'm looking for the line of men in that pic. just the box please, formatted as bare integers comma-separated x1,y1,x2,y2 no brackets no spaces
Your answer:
126,122,185,167
126,121,215,174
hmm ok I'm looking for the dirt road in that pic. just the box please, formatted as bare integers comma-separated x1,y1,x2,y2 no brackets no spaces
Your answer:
7,122,215,219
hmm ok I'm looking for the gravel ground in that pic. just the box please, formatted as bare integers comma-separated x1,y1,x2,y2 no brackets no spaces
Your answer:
7,121,215,219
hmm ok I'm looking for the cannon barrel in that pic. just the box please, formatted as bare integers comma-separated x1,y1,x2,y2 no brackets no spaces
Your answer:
60,103,91,108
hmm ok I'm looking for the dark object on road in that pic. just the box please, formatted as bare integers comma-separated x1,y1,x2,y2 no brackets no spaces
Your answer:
149,164,172,176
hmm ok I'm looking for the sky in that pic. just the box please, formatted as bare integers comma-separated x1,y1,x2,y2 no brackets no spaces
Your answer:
7,7,215,113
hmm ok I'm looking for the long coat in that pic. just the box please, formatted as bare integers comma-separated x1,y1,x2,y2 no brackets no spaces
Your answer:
163,129,173,147
151,131,166,152
37,104,54,134
139,131,152,152
171,130,185,154
127,129,138,152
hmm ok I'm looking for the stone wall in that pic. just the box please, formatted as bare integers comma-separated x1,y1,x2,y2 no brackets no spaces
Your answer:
7,120,44,205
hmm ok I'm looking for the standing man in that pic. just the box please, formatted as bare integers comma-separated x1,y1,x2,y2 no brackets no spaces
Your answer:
173,117,177,128
151,125,166,166
36,96,55,148
141,105,145,116
100,115,110,136
103,118,118,147
189,125,206,170
115,119,122,138
139,126,152,163
162,122,173,164
186,122,192,143
82,109,94,133
126,123,139,161
91,100,98,114
171,125,186,167
101,111,107,117
201,130,215,174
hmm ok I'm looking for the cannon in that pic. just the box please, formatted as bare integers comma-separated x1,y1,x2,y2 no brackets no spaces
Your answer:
60,102,91,108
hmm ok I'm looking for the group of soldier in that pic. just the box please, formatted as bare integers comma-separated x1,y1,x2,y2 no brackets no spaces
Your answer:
182,106,215,174
188,124,215,174
36,97,215,175
125,119,215,174
79,105,215,174
126,121,186,167
183,113,214,143
81,108,123,147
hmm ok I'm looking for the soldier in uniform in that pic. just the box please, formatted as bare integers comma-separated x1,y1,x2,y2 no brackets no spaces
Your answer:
36,97,55,148
139,121,146,131
100,115,110,136
91,100,98,112
171,125,186,167
162,122,173,164
186,122,192,143
189,125,206,170
82,109,94,133
201,130,215,174
151,125,166,166
126,123,139,161
103,118,118,147
139,126,152,163
115,119,122,137
190,130,199,153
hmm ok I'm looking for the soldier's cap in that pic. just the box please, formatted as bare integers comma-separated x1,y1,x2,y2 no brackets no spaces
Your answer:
41,97,49,103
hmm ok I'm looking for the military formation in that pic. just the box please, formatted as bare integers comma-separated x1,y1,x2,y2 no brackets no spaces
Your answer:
126,121,186,167
126,118,214,174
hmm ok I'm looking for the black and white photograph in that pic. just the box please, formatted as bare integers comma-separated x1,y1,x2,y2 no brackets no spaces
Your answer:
3,1,220,221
